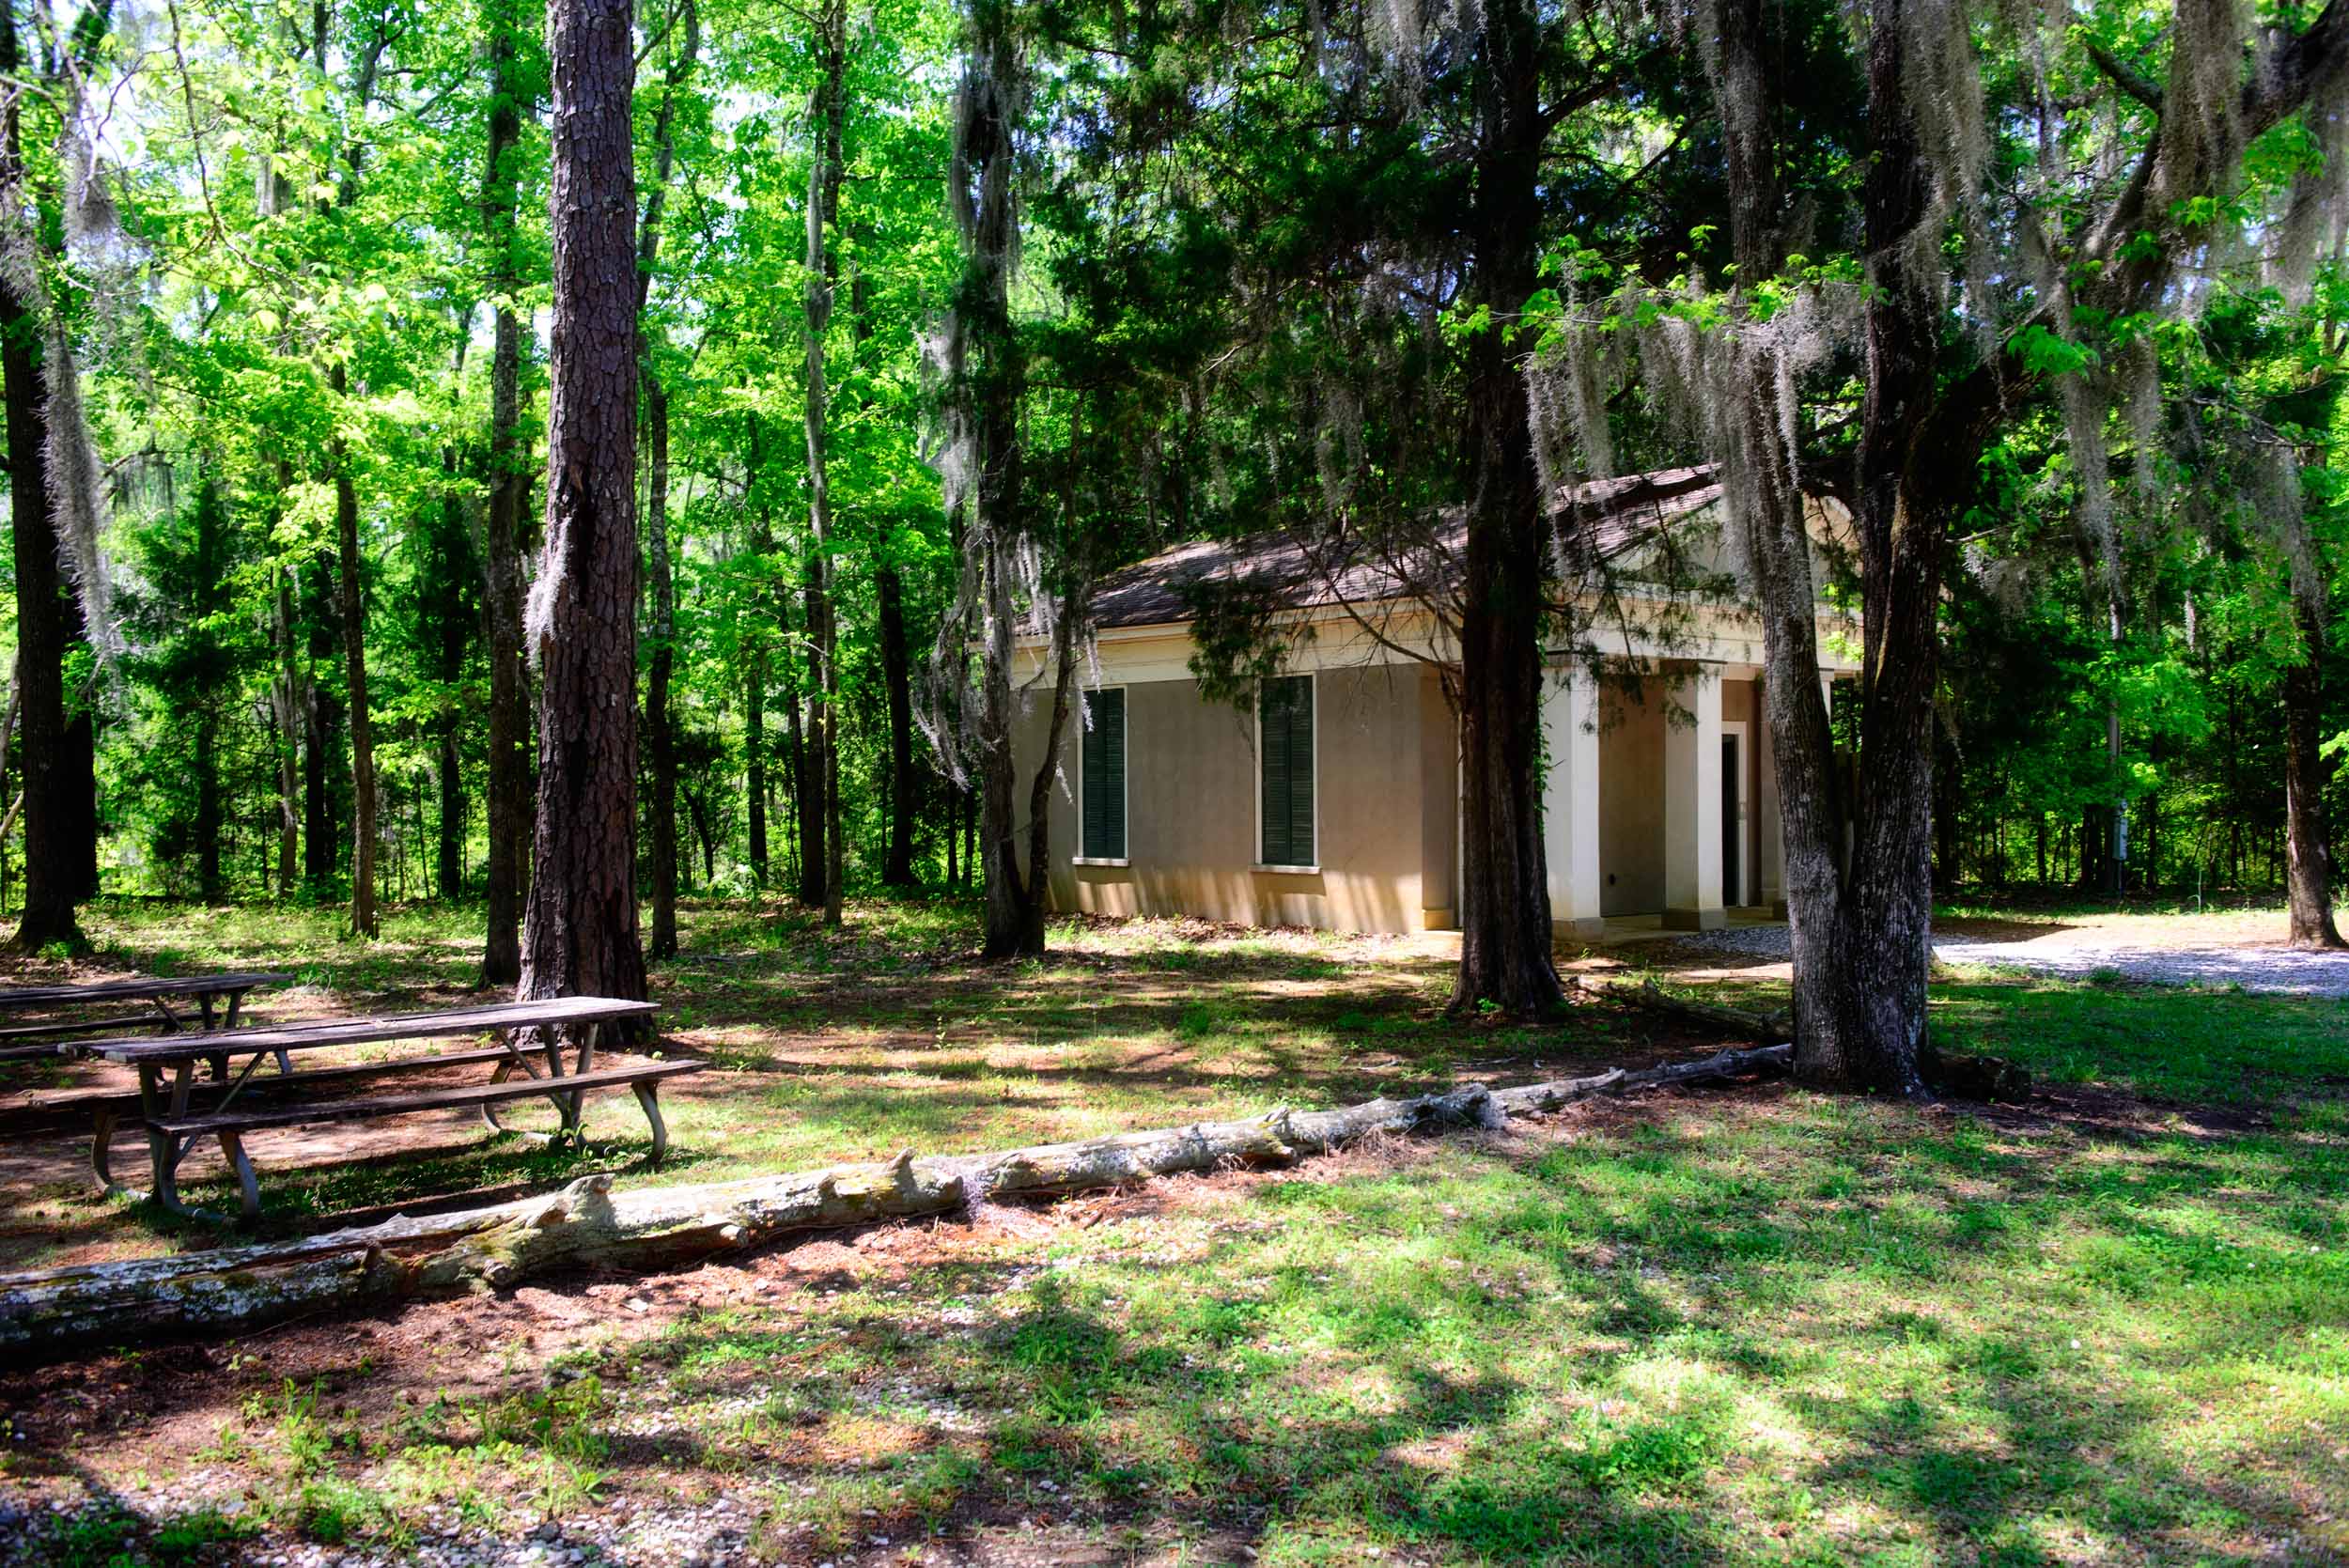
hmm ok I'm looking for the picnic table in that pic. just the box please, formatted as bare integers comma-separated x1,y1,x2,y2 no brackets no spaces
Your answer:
0,971,292,1062
71,996,697,1219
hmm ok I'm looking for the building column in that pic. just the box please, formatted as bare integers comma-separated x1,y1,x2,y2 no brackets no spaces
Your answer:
1664,663,1725,930
1542,664,1604,939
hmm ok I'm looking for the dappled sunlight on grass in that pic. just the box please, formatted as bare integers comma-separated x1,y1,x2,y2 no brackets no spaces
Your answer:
4,895,2345,1562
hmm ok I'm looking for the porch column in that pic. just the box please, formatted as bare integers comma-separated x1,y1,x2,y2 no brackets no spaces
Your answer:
1663,663,1725,930
1542,664,1604,939
1756,673,1784,912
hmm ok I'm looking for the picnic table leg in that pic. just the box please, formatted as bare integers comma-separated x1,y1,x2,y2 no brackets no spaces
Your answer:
88,1103,117,1190
563,1023,600,1141
223,989,288,1073
140,1063,198,1217
632,1080,670,1165
217,1131,261,1220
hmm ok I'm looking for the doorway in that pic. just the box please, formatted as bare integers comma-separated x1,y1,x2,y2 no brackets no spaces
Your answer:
1720,725,1747,908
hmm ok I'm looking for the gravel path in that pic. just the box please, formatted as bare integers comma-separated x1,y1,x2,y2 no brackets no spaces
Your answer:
1665,923,2349,997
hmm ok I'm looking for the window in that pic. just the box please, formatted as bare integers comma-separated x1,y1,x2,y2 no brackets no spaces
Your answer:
1258,675,1315,868
1080,687,1127,862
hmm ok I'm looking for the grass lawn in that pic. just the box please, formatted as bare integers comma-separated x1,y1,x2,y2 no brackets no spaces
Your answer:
0,896,2343,1566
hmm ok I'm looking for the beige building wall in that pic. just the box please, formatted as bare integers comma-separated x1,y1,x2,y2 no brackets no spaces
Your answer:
1597,683,1666,915
1015,663,1439,934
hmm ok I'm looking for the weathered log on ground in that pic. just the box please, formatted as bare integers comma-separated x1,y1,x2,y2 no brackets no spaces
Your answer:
0,1045,1790,1360
1579,977,1794,1043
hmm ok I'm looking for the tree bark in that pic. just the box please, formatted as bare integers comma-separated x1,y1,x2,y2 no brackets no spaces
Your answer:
804,0,848,928
0,7,86,954
270,563,302,895
522,0,646,1018
303,561,340,894
951,0,1053,958
1,281,82,952
878,564,919,885
1451,0,1564,1017
479,0,534,986
636,1,698,960
435,446,472,903
2284,593,2345,945
793,631,828,908
330,363,379,937
646,378,680,958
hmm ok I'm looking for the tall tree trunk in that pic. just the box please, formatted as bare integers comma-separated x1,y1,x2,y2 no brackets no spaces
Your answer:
331,364,379,936
951,0,1055,958
193,477,226,905
0,7,86,953
645,379,680,957
748,642,770,885
271,564,302,894
1,282,81,952
794,638,828,908
480,0,533,984
435,446,472,902
319,15,391,937
637,0,697,960
805,0,848,927
1709,0,1932,1097
1452,0,1563,1016
2284,593,2345,945
878,564,918,885
522,0,646,1017
303,560,340,893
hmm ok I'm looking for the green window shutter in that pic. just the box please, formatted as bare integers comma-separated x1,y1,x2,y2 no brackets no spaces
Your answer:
1082,689,1126,860
1260,676,1314,866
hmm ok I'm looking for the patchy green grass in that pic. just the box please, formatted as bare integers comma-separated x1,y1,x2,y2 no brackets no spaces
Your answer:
2,896,2345,1563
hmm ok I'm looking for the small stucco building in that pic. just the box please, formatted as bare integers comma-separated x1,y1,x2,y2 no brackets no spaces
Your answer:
1013,468,1860,939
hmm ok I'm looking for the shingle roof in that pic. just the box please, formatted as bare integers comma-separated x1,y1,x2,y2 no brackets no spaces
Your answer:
1086,466,1722,630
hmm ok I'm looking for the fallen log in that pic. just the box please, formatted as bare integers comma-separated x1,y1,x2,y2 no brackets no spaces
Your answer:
0,1044,1790,1361
1579,977,1793,1043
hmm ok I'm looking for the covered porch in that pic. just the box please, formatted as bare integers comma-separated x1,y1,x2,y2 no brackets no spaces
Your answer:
1536,660,1825,939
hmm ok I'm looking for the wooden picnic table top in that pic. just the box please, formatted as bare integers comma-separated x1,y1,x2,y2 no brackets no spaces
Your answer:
0,972,293,1009
80,996,658,1066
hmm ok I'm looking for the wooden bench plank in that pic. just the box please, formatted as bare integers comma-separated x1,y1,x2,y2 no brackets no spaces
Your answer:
148,1060,704,1138
0,1012,179,1044
84,997,658,1064
0,973,292,1009
18,1045,539,1128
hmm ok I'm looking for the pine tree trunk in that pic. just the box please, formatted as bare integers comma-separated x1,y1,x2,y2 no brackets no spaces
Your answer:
804,0,848,928
435,449,471,903
0,4,84,954
479,0,532,986
1451,0,1563,1017
747,641,770,887
331,365,379,938
878,565,919,885
1,282,81,953
303,568,339,893
794,654,828,908
2284,594,2345,946
522,0,646,1019
636,0,697,959
271,567,302,895
646,378,680,958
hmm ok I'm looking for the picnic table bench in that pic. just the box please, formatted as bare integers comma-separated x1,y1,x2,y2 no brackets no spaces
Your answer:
0,971,292,1062
73,996,696,1219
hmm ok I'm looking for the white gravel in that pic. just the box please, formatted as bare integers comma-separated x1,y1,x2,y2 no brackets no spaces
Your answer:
1664,923,2349,997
